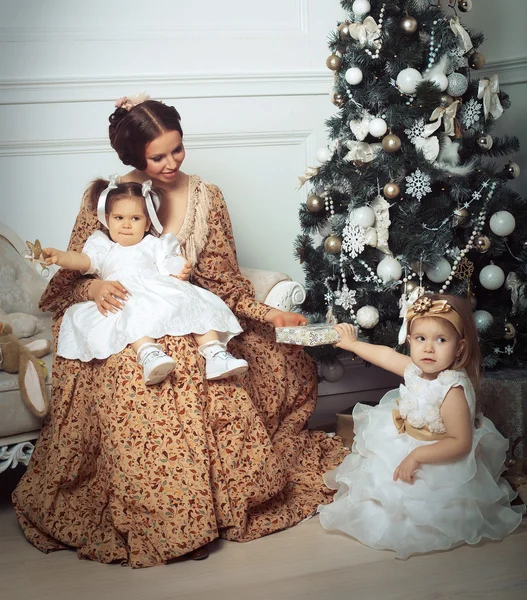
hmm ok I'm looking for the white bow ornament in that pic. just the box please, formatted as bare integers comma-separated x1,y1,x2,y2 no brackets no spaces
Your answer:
296,166,319,189
344,141,382,163
450,17,473,53
429,100,460,137
349,17,381,47
477,75,504,120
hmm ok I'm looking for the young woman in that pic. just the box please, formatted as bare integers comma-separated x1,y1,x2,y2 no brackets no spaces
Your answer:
12,94,347,568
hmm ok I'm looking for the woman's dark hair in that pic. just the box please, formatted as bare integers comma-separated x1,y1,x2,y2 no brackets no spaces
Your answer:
87,178,165,230
108,100,183,170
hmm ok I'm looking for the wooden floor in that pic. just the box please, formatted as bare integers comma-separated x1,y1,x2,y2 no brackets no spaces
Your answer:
1,496,526,600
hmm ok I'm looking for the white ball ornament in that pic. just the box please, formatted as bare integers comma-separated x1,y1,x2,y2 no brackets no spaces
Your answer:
356,306,380,329
377,257,403,282
396,68,422,94
320,359,345,383
316,147,333,163
489,211,516,237
352,206,376,228
428,73,449,92
368,117,388,138
345,67,364,85
425,258,451,283
479,264,505,290
352,0,371,16
473,310,494,332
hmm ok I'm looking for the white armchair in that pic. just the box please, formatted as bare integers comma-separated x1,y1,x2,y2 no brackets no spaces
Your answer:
0,221,306,473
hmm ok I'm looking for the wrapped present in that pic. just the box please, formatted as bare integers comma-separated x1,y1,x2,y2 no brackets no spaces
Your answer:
275,324,341,346
336,413,355,449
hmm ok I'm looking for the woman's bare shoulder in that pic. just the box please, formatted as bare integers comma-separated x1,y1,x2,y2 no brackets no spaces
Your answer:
120,169,144,183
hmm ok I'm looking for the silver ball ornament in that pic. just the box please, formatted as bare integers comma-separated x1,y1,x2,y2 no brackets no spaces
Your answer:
446,72,468,97
504,323,517,340
382,133,402,153
476,134,493,150
474,310,493,332
320,359,345,382
504,161,521,179
356,306,380,329
400,16,418,35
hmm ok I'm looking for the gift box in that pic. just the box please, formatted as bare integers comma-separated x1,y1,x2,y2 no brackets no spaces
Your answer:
478,368,527,458
275,324,341,347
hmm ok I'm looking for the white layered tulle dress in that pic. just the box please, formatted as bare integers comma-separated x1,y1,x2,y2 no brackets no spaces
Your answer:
57,231,243,361
318,363,524,559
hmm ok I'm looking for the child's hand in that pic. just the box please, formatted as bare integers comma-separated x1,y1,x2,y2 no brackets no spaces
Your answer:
333,323,358,349
393,455,421,484
41,247,62,265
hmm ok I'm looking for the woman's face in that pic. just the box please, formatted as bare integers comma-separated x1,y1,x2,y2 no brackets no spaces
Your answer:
144,130,185,185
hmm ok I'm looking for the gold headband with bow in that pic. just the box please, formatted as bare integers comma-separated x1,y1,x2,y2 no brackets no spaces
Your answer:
405,298,463,337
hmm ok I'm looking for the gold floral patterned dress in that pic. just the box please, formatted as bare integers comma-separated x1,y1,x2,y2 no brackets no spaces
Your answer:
12,175,347,568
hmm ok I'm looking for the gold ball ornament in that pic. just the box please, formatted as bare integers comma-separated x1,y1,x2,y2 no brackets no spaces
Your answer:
474,235,491,253
331,92,346,107
469,52,486,70
326,54,342,71
306,195,325,213
400,279,418,294
504,323,517,340
458,0,473,12
469,291,477,310
452,207,470,228
338,21,351,41
400,16,418,35
439,93,455,107
382,133,402,153
324,234,342,254
383,182,401,199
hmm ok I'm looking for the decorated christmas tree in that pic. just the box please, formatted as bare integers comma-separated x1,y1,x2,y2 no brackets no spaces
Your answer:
296,0,526,372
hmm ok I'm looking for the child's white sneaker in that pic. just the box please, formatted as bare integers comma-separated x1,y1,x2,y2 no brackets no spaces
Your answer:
198,342,249,380
137,343,176,385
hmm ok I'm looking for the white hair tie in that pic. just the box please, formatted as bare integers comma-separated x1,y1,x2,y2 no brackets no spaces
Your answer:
97,174,120,228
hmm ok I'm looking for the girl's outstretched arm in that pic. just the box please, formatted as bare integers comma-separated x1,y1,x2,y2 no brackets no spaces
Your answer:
42,247,91,272
394,385,473,483
334,323,411,377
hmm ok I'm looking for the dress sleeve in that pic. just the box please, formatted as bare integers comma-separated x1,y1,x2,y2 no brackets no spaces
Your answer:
39,188,103,318
191,187,271,323
82,231,112,276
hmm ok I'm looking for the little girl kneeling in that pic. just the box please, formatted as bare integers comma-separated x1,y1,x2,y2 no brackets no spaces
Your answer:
42,177,248,385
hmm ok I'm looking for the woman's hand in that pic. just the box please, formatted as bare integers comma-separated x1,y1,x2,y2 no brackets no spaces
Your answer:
264,308,308,327
175,260,192,281
393,454,421,484
89,279,129,316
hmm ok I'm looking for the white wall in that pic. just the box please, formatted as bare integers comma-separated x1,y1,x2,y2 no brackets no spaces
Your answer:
0,0,345,284
0,0,525,284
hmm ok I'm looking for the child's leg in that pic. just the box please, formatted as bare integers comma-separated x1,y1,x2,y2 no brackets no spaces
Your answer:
132,336,176,386
195,330,249,380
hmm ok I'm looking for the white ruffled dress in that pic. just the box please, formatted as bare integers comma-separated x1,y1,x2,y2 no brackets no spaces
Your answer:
318,363,525,559
57,231,243,361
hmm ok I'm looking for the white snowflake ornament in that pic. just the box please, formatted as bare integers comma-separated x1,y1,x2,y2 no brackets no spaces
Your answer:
405,169,432,201
334,285,357,311
459,98,482,128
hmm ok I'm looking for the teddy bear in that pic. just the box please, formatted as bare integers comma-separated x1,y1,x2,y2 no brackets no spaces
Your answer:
0,321,51,418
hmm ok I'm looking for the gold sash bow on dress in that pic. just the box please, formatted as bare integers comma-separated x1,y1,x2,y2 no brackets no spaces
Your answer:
392,407,447,442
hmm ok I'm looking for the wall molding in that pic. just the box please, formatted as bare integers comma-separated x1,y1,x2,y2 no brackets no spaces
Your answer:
1,56,525,107
0,71,333,106
0,130,314,158
0,0,308,42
